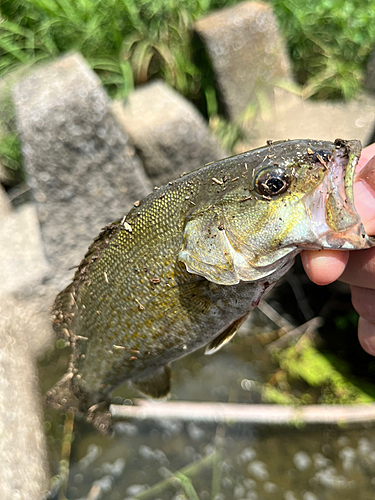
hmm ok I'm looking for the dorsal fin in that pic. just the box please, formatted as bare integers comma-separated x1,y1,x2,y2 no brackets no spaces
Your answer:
52,219,124,340
205,311,251,355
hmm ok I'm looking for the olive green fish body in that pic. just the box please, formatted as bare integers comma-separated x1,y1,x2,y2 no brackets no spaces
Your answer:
48,139,374,431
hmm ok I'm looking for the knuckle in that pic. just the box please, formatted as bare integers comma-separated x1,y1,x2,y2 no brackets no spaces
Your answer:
351,286,375,321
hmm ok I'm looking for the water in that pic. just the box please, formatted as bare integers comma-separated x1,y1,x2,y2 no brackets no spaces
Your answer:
60,420,375,499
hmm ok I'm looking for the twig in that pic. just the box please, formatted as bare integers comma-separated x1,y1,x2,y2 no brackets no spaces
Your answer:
58,411,75,500
267,316,324,352
257,300,294,332
132,453,217,499
285,273,314,321
211,426,224,499
111,400,375,426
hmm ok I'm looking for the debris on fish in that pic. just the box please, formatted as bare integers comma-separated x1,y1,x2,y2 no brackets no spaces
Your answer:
46,138,375,433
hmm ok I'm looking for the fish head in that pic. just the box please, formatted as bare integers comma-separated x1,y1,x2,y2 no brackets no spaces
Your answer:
179,139,375,285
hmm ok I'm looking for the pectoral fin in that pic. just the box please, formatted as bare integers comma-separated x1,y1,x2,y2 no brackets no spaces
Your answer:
132,365,171,399
205,311,251,355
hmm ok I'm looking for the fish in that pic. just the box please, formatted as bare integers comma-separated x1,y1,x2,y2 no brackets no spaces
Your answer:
47,138,375,432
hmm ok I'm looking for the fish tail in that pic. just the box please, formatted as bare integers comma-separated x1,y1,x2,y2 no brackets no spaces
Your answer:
44,372,113,434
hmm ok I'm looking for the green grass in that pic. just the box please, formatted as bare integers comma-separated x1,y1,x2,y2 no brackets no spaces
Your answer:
0,0,241,177
0,0,237,101
1,0,375,178
2,0,375,103
270,0,375,100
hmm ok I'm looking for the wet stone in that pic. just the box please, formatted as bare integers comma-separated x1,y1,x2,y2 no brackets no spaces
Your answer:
13,53,152,274
187,422,205,441
312,452,331,470
302,493,318,500
194,1,291,123
248,460,269,481
263,481,278,493
339,446,356,471
293,450,312,471
284,492,298,500
237,446,256,464
113,81,227,186
126,483,147,496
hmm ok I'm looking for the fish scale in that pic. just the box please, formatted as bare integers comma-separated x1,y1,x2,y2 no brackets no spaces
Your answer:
47,139,374,433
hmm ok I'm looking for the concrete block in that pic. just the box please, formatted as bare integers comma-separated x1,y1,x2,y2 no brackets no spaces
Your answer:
240,88,375,150
0,296,51,500
13,53,152,272
113,81,227,186
194,1,291,124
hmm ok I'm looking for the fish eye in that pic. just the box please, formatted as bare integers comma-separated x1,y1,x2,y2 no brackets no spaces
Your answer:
255,167,289,197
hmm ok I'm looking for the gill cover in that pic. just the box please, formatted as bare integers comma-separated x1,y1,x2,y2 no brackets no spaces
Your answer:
178,211,294,285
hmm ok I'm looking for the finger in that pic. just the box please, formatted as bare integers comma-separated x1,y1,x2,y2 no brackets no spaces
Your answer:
352,180,375,235
301,250,349,285
358,316,375,356
340,247,375,288
354,152,375,234
351,285,375,321
357,144,375,171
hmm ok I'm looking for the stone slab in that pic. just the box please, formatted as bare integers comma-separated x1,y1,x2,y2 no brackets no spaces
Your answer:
13,53,152,273
194,1,291,123
0,204,49,297
238,89,375,151
0,296,51,500
113,81,227,186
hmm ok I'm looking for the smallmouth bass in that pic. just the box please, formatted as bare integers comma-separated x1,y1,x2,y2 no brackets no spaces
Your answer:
47,138,375,432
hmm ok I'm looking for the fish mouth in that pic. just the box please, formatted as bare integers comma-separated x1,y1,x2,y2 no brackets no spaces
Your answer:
306,139,375,250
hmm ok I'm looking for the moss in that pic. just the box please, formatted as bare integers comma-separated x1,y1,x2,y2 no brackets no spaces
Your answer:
271,336,375,404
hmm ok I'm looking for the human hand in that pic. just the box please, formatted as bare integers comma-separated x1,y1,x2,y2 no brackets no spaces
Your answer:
301,143,375,355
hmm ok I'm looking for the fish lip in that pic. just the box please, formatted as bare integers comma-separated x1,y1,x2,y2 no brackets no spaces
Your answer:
327,139,375,247
340,139,361,212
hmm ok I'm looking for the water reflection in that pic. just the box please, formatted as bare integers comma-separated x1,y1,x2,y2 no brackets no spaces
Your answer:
62,419,375,500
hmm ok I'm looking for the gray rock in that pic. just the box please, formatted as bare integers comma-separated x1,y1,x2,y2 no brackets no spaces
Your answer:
13,53,152,274
113,81,227,186
194,2,291,124
0,204,49,297
0,296,51,500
